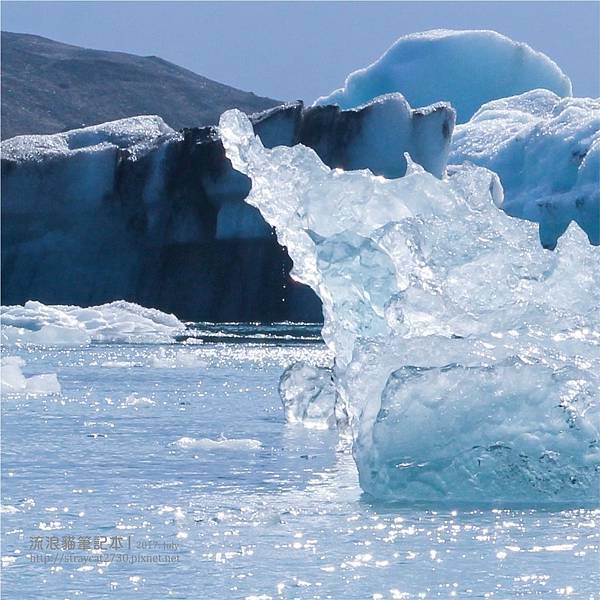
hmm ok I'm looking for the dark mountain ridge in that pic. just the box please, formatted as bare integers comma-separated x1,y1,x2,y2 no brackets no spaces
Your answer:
1,31,281,139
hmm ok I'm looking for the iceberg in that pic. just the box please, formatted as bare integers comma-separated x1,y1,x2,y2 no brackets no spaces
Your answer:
316,30,572,123
254,95,454,179
1,114,178,163
220,109,599,503
1,300,184,346
1,96,452,322
450,89,600,248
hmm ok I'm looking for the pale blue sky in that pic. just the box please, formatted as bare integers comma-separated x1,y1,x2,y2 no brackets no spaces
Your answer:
2,1,599,101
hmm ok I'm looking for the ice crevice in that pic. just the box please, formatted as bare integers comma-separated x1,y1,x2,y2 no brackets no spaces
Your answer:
220,108,599,504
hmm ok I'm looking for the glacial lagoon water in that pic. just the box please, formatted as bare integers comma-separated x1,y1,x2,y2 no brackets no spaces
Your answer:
1,329,598,599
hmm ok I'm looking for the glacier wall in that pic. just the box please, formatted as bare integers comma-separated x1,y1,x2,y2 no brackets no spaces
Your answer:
1,96,454,321
221,109,599,504
316,29,572,123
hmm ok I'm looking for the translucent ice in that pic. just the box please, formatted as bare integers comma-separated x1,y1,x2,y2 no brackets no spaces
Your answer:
279,362,337,429
451,89,600,248
220,109,599,503
1,300,184,346
316,30,571,123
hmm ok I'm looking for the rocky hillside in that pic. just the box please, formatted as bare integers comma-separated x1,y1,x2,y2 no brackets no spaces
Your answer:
1,31,281,139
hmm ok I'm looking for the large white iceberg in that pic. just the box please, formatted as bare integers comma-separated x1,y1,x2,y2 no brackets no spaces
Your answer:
1,300,184,345
220,109,599,504
450,89,600,248
316,30,572,123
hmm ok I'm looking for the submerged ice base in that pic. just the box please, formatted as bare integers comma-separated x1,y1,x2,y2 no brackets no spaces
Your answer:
220,109,599,504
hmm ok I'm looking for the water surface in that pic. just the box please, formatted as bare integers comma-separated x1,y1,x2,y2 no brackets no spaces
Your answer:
1,333,597,598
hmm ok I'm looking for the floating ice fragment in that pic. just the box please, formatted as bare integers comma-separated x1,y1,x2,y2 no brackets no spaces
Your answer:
0,506,19,514
121,393,155,407
0,356,61,395
279,361,337,429
172,437,262,451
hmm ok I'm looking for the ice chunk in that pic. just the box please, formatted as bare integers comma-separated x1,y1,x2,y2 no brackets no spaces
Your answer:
316,30,572,123
121,393,155,407
149,348,208,369
279,362,337,429
450,89,600,248
1,356,61,395
1,300,184,346
369,360,599,501
220,109,599,503
172,437,262,451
